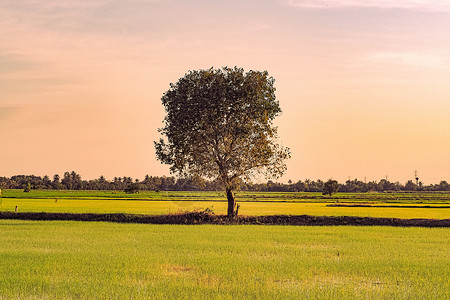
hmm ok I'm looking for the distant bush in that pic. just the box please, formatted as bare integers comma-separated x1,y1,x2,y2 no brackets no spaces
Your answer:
124,183,140,194
23,183,31,193
323,179,339,196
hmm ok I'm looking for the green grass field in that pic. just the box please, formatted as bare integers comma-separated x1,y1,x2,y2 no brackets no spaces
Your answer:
1,190,448,299
1,189,449,219
0,220,448,299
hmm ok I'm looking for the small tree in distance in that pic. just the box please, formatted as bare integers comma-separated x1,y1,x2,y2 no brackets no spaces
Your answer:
124,183,140,194
323,179,339,196
155,67,291,217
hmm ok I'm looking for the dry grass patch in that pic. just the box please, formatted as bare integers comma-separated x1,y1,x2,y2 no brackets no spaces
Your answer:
161,264,195,276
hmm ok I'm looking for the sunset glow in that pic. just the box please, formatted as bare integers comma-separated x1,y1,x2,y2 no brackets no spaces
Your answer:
1,0,449,184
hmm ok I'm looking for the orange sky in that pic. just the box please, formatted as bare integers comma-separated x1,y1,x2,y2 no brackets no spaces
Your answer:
1,0,449,184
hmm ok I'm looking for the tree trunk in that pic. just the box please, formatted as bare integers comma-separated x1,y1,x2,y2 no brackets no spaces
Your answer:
226,188,236,217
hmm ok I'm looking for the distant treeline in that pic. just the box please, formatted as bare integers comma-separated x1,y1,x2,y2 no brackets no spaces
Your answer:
0,171,450,193
1,171,449,193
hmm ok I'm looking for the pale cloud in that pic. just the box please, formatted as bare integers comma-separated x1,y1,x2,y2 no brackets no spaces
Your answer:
0,0,167,10
0,0,171,34
0,53,38,74
286,0,450,11
0,0,169,66
0,106,20,121
362,52,448,69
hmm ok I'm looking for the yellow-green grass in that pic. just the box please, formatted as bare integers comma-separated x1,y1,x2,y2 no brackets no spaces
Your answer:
3,189,450,203
2,189,450,219
1,198,449,219
0,220,448,299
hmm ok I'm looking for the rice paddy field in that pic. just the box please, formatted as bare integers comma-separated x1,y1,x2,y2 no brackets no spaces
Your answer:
0,221,449,299
1,189,450,219
0,190,449,299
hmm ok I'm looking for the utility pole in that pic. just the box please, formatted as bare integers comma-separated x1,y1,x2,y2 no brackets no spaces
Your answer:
414,170,419,186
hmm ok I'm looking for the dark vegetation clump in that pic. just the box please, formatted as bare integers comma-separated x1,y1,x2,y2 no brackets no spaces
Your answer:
323,179,339,196
23,182,31,193
124,183,140,194
0,211,448,227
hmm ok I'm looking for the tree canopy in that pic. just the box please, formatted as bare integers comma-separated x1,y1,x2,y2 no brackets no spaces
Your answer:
323,179,339,196
155,67,291,216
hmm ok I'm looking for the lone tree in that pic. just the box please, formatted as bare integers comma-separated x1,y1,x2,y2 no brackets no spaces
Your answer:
323,179,339,196
124,182,140,194
155,67,290,217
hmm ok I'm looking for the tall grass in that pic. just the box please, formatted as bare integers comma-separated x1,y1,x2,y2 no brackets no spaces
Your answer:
0,220,448,299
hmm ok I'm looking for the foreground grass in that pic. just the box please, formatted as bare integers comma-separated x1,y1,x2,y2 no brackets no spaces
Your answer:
0,220,448,299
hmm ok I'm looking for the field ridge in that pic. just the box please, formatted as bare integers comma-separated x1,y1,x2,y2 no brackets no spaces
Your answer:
1,211,449,227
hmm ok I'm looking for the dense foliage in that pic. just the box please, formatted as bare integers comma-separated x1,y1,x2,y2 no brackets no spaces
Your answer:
0,172,449,192
323,179,339,196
